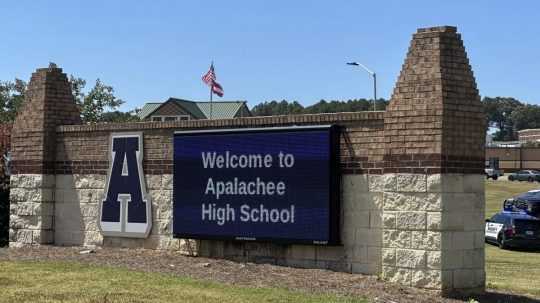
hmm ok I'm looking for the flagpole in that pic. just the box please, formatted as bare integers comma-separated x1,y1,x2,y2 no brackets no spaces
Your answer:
210,60,214,119
209,85,213,119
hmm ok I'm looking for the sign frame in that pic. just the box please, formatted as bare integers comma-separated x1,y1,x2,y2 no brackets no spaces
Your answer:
172,125,341,245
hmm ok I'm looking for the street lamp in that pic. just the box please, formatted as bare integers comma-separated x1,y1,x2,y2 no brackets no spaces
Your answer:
346,62,377,111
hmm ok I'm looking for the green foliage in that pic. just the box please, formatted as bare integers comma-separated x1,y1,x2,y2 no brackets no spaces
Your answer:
510,104,540,131
69,76,125,123
251,100,304,116
100,109,141,123
304,99,388,113
0,76,129,124
251,99,388,116
482,97,540,141
483,97,524,141
0,79,27,123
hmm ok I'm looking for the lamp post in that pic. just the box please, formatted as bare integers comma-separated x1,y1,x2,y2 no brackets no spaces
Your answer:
346,62,377,111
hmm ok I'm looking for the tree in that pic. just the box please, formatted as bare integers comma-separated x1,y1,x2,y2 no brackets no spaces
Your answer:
69,76,124,123
510,104,540,131
0,79,27,123
251,100,304,116
250,98,389,116
0,74,128,124
100,109,141,123
483,97,524,141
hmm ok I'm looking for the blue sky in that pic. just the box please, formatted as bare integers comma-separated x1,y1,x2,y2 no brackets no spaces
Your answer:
1,1,539,110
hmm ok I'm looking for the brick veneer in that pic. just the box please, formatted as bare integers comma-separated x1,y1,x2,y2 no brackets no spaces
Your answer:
384,26,484,173
54,112,385,175
11,67,81,174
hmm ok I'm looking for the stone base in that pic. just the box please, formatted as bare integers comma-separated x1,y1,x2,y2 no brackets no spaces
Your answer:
380,174,485,293
8,172,485,294
9,174,55,246
53,174,197,254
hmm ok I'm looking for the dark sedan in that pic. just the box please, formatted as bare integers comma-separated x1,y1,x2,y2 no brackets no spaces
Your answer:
508,170,540,182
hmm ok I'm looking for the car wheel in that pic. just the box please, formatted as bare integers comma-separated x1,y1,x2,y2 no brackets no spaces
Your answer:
529,177,534,182
493,175,498,180
509,175,514,181
498,233,508,249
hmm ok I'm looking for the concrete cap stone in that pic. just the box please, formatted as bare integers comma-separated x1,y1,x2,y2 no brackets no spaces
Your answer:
417,26,457,33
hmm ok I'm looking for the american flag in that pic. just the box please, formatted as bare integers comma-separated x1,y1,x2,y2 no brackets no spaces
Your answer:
202,63,216,86
212,81,224,97
202,63,224,97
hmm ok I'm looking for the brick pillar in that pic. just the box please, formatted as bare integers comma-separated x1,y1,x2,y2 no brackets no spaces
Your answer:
9,66,81,247
380,26,485,293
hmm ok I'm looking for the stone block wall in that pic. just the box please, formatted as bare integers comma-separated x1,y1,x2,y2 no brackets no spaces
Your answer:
9,174,55,247
8,26,486,293
380,174,485,291
53,173,195,252
54,174,105,246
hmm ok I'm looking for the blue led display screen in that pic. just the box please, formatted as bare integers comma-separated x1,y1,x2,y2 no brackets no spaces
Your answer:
173,126,340,245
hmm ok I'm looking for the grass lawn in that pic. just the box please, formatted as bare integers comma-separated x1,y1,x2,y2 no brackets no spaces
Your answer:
485,179,540,298
0,261,365,303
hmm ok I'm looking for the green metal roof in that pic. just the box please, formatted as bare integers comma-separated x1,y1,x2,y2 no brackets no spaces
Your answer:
139,103,161,119
139,98,248,120
195,101,246,119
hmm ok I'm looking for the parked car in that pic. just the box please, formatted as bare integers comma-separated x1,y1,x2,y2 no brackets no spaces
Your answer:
485,167,503,180
485,157,503,180
508,170,540,182
506,190,540,218
485,211,540,249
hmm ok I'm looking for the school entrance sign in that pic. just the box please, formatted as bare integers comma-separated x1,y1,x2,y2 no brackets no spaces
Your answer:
8,26,486,293
172,126,341,244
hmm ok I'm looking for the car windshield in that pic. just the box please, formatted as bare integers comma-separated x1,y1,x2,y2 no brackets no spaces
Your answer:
511,198,540,217
531,170,540,174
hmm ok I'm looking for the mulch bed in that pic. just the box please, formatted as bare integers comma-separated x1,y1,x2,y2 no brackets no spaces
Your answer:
0,246,537,303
